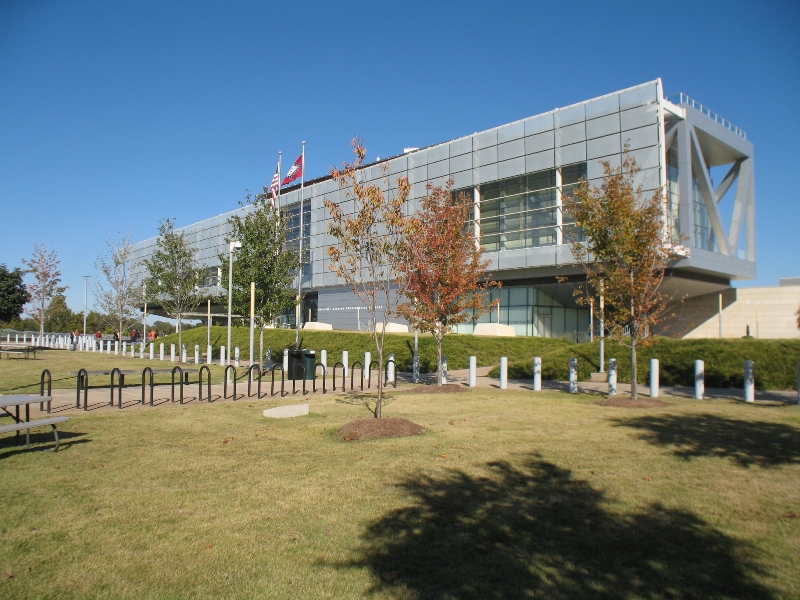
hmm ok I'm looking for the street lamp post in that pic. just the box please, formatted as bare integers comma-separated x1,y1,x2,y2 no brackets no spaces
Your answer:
227,240,242,366
82,275,91,337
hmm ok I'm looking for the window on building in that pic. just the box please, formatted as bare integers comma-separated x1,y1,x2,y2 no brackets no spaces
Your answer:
285,199,311,264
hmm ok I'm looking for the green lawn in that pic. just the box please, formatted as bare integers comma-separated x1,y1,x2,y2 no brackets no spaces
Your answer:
1,384,798,598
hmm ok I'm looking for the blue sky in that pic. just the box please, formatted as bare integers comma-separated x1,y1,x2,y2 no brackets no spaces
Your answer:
1,0,798,313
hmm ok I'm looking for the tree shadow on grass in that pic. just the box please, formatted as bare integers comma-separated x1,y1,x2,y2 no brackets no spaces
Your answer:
339,457,773,599
613,414,800,468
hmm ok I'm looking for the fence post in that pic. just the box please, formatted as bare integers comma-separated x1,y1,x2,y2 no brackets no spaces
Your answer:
744,360,755,403
533,356,541,391
608,359,617,396
695,360,704,400
569,358,578,394
500,357,508,390
469,356,476,387
650,358,659,398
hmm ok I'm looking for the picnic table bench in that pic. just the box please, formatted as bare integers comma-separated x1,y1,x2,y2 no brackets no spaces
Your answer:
0,395,70,451
0,344,37,359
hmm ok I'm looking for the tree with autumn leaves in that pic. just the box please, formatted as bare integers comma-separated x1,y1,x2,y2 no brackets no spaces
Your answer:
23,244,67,337
564,152,674,400
396,180,498,385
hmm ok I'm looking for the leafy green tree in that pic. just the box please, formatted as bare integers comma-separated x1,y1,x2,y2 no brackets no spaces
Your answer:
23,243,67,336
218,187,300,329
324,138,410,418
93,233,144,342
0,264,29,323
143,219,205,354
44,293,75,333
564,152,672,400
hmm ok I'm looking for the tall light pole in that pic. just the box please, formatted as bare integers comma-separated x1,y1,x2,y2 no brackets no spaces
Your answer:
227,240,242,365
82,275,91,337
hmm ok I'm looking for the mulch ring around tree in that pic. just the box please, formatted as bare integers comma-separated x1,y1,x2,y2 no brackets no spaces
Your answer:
403,384,468,394
337,418,426,442
595,397,669,408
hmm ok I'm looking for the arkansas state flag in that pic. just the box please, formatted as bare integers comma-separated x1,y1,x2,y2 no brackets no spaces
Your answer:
281,154,303,186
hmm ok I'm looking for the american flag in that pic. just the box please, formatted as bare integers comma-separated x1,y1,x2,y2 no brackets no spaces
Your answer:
269,166,280,209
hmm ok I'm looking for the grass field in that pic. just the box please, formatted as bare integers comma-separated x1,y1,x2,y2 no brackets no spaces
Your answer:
1,375,798,598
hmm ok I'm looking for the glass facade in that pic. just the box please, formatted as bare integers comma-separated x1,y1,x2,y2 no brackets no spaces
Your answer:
667,146,681,244
692,177,711,250
285,199,311,263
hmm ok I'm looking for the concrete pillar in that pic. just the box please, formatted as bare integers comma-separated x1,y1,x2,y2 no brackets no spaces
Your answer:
159,343,164,361
195,345,200,365
441,356,448,385
283,348,289,372
181,344,187,363
122,342,127,356
342,350,348,377
500,357,508,390
413,352,420,383
149,343,154,360
650,358,659,398
170,344,176,362
364,352,371,382
608,359,617,396
695,360,704,400
469,356,477,387
321,349,327,370
234,346,240,367
744,360,755,403
533,356,541,391
221,346,226,367
387,353,395,384
207,344,213,365
569,358,578,394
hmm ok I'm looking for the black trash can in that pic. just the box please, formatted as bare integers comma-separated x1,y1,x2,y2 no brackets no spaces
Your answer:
287,349,315,380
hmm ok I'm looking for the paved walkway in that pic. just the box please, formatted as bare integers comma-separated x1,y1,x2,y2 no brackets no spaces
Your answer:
16,367,799,418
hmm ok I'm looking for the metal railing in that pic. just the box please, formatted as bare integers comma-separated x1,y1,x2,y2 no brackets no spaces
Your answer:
667,92,747,139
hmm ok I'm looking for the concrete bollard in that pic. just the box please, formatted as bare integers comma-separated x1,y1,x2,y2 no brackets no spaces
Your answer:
500,357,508,390
265,348,272,369
533,356,542,391
171,344,176,362
149,343,154,360
413,352,420,384
159,343,164,361
695,360,704,400
208,344,213,365
469,356,477,387
221,346,226,366
608,358,617,396
283,348,289,372
387,353,395,384
321,349,327,370
797,363,799,404
364,352,371,382
569,358,578,394
650,358,659,398
195,345,200,365
234,346,240,367
181,344,187,363
122,342,127,356
441,355,448,385
342,350,349,377
744,360,755,403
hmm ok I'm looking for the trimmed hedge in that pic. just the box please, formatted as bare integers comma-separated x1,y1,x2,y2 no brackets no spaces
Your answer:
489,337,800,391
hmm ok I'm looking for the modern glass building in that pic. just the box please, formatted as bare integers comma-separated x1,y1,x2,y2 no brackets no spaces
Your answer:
130,79,756,338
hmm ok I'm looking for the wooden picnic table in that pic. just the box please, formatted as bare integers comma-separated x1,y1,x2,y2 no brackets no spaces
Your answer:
0,395,69,451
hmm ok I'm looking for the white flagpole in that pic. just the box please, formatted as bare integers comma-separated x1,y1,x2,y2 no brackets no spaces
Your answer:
296,141,305,349
277,151,282,210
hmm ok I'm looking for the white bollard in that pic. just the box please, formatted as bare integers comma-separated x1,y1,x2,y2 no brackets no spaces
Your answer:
207,344,212,365
159,342,164,361
797,363,800,404
234,346,240,367
744,360,755,403
694,360,704,400
122,342,127,356
321,349,327,370
500,356,508,389
650,358,659,398
195,345,200,365
364,352,371,382
139,342,144,359
283,348,289,371
533,356,541,391
170,344,176,362
469,356,477,387
130,343,135,358
441,355,448,384
220,346,226,367
149,343,154,360
608,358,617,396
569,358,578,394
181,344,187,363
15,333,19,343
387,353,395,384
342,350,348,377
